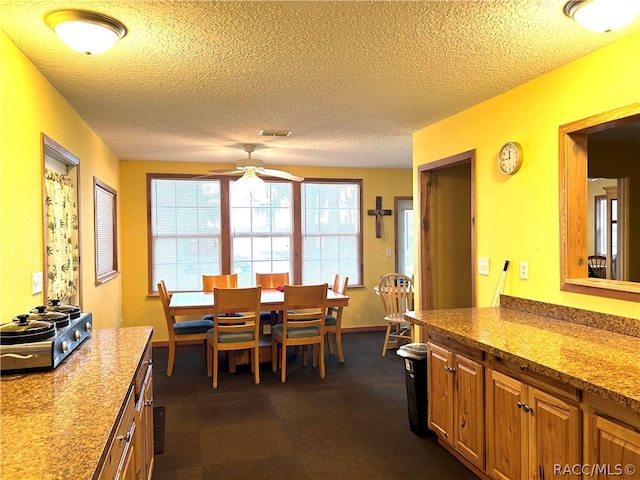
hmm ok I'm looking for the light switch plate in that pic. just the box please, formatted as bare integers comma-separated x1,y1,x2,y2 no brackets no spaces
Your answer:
520,261,529,280
478,257,489,276
32,271,43,295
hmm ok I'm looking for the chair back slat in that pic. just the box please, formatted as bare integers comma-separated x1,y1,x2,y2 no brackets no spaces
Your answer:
212,287,261,335
203,273,238,292
256,272,290,288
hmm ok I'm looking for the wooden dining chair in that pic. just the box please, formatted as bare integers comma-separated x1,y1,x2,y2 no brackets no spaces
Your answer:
201,273,243,321
587,255,607,278
378,273,415,357
324,274,349,363
255,272,291,324
206,286,262,388
271,283,328,383
157,281,212,376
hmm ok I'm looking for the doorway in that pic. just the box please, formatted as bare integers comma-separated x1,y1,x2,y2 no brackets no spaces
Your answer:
395,197,413,278
418,150,475,310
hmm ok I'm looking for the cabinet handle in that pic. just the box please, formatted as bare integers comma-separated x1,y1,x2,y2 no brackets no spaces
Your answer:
517,401,524,409
117,432,131,443
443,366,456,373
144,398,153,407
522,404,532,413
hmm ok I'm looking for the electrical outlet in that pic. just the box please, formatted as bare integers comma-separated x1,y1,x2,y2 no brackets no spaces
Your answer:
520,261,528,280
32,272,43,295
478,257,489,276
385,248,392,257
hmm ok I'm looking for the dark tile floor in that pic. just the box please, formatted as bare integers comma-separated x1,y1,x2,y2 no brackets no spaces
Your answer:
152,332,479,480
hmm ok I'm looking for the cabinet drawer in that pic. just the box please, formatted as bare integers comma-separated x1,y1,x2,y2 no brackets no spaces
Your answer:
98,387,136,480
134,341,152,401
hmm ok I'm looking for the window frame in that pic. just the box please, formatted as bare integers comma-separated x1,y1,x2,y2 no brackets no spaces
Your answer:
300,179,364,285
94,177,119,284
147,174,363,293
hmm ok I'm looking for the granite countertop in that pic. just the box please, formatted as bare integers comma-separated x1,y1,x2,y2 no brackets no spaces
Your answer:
0,326,153,480
406,308,640,413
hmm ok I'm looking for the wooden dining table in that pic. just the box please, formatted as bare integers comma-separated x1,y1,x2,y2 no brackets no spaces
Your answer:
168,287,350,369
168,287,349,317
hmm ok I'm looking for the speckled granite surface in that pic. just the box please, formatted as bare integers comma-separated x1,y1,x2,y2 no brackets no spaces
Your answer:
406,307,640,413
500,295,640,337
0,326,152,480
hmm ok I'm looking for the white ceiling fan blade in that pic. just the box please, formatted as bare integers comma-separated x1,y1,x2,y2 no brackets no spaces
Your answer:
258,167,304,182
207,168,244,175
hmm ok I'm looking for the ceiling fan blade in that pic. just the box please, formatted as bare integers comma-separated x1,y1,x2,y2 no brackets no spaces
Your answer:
258,168,304,182
207,168,244,175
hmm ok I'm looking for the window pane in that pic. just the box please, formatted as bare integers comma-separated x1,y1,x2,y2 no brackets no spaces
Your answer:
230,181,292,286
302,181,361,285
150,178,221,291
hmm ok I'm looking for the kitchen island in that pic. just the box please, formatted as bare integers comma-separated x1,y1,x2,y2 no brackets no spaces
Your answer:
406,299,640,479
0,326,153,480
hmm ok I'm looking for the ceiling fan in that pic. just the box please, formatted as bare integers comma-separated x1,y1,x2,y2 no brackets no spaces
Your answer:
208,144,304,182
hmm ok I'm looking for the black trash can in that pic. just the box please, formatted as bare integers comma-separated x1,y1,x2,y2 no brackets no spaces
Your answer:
397,343,430,437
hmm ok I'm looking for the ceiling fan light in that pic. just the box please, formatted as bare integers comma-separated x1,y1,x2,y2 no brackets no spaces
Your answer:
564,0,640,33
234,168,265,190
46,10,126,55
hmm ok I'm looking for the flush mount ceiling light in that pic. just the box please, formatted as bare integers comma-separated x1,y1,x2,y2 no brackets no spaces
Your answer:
46,10,126,55
564,0,640,33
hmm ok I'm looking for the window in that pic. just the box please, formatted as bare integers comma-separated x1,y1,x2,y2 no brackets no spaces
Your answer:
301,181,361,284
230,181,293,286
149,177,221,291
94,177,118,283
42,134,80,303
148,175,362,292
594,195,606,256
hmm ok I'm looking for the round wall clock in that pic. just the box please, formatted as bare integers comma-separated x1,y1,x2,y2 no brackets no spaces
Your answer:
498,141,523,175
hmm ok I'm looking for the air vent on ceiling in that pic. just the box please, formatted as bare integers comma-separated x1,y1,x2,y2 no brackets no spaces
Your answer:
259,129,292,137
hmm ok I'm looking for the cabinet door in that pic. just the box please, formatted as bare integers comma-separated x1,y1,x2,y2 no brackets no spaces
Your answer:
591,415,640,479
140,367,154,480
486,370,526,480
528,387,580,480
454,354,485,469
427,342,453,442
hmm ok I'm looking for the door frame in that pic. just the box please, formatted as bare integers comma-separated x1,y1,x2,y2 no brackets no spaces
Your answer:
417,150,476,310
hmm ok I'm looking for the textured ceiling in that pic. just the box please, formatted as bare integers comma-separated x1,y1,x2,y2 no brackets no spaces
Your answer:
2,1,639,169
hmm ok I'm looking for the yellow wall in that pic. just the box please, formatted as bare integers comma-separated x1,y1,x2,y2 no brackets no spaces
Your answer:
1,32,122,327
413,31,640,319
119,160,412,341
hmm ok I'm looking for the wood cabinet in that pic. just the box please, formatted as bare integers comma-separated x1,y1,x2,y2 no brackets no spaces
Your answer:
427,338,485,469
584,393,640,479
134,342,154,480
99,338,154,480
486,369,580,480
99,388,137,480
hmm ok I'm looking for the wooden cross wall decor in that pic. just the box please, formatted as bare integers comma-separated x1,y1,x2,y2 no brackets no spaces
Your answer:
367,196,392,238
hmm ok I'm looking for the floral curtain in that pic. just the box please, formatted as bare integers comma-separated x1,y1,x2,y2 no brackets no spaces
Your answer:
45,169,79,300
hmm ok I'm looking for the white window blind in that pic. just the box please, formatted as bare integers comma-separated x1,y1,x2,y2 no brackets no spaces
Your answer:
94,178,118,282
